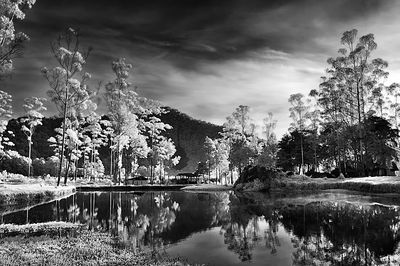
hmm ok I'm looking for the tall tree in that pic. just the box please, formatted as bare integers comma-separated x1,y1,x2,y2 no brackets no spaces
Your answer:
222,105,257,178
104,58,155,183
204,136,216,181
277,130,313,172
288,93,309,174
307,89,321,169
0,0,35,157
263,112,277,145
258,112,278,168
21,97,46,177
319,29,391,174
224,105,251,136
42,28,92,186
152,137,178,182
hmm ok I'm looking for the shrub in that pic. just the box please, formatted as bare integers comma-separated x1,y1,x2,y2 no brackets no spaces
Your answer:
0,151,60,177
0,151,30,176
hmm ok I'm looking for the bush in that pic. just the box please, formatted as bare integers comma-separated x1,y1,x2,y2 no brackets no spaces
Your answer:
31,156,59,177
0,151,60,177
0,151,30,176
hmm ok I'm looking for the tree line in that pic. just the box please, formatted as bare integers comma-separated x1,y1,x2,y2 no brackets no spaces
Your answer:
203,29,400,180
280,29,399,177
0,2,180,186
201,105,278,184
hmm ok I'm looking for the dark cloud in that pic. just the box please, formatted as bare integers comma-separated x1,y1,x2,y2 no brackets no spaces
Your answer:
4,0,398,135
18,0,392,67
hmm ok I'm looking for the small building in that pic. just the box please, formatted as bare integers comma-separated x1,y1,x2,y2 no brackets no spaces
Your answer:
174,172,200,184
125,175,149,185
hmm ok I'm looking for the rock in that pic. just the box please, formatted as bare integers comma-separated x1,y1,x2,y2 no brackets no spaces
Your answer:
241,178,266,191
234,165,282,192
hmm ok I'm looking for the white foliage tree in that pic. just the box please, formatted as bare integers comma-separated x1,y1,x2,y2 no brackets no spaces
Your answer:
41,28,92,186
288,93,310,174
0,0,35,157
0,0,35,74
21,96,46,176
104,58,150,183
153,137,178,182
0,90,12,153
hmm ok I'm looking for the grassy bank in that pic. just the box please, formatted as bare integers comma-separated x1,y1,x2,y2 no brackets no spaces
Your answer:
0,222,191,266
0,184,75,214
271,176,400,193
0,222,82,238
181,184,232,191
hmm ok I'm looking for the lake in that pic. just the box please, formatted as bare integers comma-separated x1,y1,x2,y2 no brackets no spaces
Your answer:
2,190,400,265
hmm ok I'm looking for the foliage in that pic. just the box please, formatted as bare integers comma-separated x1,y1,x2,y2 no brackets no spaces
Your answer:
21,96,46,176
257,141,278,168
84,158,105,179
0,90,12,152
41,27,93,186
277,130,314,172
0,150,29,175
32,156,59,176
4,117,61,160
0,150,61,177
363,116,398,173
104,58,150,183
221,105,258,177
282,29,400,176
0,0,35,74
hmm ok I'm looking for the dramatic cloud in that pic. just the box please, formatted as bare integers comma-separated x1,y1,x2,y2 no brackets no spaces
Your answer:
3,0,400,136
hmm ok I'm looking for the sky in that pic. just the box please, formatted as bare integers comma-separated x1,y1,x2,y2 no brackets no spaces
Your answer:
4,0,400,137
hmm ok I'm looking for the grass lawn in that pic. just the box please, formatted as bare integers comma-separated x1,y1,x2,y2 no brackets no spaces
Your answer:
271,175,400,193
0,222,191,266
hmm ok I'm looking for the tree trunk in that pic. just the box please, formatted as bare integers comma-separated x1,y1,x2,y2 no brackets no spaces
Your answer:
64,150,73,185
208,161,211,183
117,140,122,185
28,134,32,177
150,157,154,184
57,89,69,186
74,157,77,182
300,133,304,175
110,139,113,178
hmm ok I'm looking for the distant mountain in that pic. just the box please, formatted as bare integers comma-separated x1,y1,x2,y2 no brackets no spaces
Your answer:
4,107,222,174
160,107,222,172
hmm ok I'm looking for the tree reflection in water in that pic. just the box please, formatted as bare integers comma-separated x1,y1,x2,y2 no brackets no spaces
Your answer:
227,192,400,265
222,193,282,261
77,192,182,253
285,202,400,265
9,191,400,265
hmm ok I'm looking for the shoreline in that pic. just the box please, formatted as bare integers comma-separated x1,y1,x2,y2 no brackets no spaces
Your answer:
181,184,233,191
77,184,188,192
235,175,400,194
273,176,400,193
0,184,76,214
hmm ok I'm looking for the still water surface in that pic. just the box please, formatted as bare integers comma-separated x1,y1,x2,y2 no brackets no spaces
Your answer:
3,190,400,265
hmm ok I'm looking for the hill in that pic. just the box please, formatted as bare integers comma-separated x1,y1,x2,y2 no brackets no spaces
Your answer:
160,107,222,172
